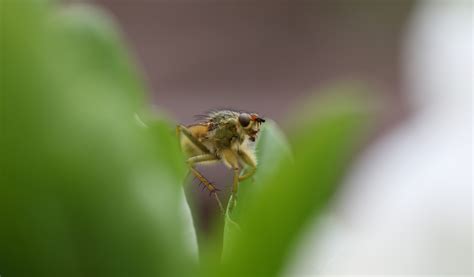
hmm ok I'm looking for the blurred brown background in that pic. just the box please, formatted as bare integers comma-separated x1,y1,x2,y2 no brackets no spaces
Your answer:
90,0,414,245
93,0,413,125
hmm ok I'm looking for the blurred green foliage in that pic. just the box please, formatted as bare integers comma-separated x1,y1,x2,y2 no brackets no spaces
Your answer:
0,0,373,276
1,1,193,276
214,87,373,277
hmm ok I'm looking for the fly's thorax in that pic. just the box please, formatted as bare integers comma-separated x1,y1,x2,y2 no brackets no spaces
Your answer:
207,117,243,148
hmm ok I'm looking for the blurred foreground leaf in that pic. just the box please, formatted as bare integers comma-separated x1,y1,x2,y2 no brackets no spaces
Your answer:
221,120,293,258
0,1,192,276
209,86,374,277
240,119,293,193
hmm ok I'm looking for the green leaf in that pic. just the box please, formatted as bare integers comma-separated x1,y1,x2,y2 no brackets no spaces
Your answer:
245,119,293,184
233,119,293,215
210,85,375,277
0,1,193,276
221,120,292,256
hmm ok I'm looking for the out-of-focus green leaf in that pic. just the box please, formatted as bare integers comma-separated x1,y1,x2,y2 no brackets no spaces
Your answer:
250,119,293,183
208,85,374,277
222,194,240,257
233,119,293,216
0,1,193,276
221,120,292,257
242,119,293,187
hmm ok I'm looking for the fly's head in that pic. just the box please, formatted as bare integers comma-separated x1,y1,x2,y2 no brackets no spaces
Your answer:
237,112,265,142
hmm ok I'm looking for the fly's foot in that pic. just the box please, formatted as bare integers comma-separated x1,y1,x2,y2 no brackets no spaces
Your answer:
228,193,238,213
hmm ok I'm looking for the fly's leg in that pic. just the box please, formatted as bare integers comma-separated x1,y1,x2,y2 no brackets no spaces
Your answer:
189,166,218,194
238,148,257,181
186,154,219,193
188,167,224,214
177,125,219,194
187,153,217,165
177,124,224,212
221,149,241,212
